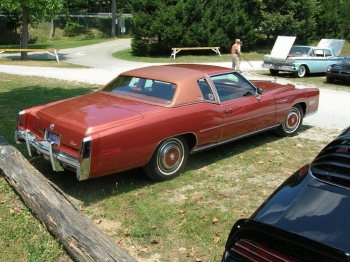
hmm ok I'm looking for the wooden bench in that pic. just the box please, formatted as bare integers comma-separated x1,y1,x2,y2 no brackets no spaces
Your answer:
170,47,221,59
0,48,60,63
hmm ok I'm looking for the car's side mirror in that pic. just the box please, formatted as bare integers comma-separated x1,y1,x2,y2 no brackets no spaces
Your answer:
255,88,264,100
257,88,264,94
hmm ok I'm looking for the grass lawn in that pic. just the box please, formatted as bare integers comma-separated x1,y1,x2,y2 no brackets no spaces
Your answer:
1,36,349,261
0,70,343,261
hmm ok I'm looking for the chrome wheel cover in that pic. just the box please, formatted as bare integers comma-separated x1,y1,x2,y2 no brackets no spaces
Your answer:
297,66,306,77
156,138,185,176
282,107,302,134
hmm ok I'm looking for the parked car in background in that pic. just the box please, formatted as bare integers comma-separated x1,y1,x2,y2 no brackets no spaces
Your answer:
222,127,350,262
15,64,319,182
262,36,345,78
326,56,350,83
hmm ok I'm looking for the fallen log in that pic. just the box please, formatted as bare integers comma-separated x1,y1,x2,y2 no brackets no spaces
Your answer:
0,136,136,262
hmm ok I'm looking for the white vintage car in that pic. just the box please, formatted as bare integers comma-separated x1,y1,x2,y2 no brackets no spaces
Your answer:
262,36,345,77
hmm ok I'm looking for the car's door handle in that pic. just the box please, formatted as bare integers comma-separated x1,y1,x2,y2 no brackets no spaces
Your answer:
224,109,233,115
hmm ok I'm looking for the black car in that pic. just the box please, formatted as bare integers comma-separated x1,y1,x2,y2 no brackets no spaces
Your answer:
222,127,350,262
326,56,350,83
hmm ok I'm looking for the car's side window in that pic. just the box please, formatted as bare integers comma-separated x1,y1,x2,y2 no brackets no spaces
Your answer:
210,73,256,102
325,49,332,57
314,49,325,57
197,78,215,101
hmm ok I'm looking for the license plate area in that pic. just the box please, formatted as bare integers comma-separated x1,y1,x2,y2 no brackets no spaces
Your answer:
44,129,61,146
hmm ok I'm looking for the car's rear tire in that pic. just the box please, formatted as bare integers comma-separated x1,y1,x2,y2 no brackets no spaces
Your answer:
326,76,335,83
294,65,307,78
269,69,279,76
143,137,188,181
276,104,304,137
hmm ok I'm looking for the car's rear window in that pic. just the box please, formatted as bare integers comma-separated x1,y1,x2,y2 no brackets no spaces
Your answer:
101,76,176,105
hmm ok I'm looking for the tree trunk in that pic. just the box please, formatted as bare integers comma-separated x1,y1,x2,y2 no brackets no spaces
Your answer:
111,0,117,38
0,136,136,262
49,19,55,39
21,7,29,60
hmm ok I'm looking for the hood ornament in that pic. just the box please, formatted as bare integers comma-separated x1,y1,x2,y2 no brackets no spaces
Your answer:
49,123,54,131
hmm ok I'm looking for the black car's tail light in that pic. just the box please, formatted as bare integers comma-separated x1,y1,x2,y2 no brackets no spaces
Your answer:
225,239,297,262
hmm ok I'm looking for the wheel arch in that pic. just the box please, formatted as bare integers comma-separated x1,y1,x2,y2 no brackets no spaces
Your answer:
181,132,197,153
296,101,306,117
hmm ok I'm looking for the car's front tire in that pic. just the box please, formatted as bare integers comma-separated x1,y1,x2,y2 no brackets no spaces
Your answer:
276,104,304,137
143,137,188,181
269,69,279,76
294,65,307,78
326,76,335,83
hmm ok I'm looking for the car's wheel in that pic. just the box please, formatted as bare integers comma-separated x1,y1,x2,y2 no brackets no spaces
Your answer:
269,69,279,76
276,104,304,137
143,137,188,181
294,65,307,78
326,76,335,83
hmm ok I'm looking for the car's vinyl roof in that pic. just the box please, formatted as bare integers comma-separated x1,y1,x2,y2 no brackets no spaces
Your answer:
121,64,234,83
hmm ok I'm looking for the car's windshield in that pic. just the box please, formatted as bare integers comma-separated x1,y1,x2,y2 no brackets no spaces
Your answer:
289,46,312,57
101,76,176,105
210,72,256,102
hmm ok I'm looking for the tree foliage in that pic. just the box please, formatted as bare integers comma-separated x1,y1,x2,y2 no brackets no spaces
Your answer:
1,0,350,57
129,0,256,56
260,0,319,45
1,0,65,59
128,0,323,55
316,0,350,40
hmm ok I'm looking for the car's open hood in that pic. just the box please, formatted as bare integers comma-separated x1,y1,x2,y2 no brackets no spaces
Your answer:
269,36,296,61
317,39,345,56
267,37,345,60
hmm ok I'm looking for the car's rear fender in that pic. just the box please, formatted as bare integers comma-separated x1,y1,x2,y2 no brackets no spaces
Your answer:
222,219,349,262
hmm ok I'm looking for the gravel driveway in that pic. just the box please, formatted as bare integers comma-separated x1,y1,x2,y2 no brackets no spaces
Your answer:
0,38,349,133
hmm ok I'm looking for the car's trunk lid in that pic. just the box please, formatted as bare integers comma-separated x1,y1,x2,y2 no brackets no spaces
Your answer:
28,91,162,149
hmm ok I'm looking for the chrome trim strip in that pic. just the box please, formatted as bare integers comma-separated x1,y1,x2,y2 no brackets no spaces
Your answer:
77,136,92,181
25,131,32,157
49,142,56,171
193,124,280,153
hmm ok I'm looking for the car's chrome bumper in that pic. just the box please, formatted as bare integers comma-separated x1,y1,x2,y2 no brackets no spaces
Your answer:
262,62,297,72
15,129,91,181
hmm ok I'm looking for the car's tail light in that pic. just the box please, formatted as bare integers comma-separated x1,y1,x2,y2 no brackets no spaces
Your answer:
225,239,297,262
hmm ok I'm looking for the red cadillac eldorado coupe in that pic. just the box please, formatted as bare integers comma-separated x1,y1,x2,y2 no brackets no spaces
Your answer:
15,64,319,181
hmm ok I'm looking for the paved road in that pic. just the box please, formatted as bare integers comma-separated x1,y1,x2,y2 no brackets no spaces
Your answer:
0,39,349,132
0,38,264,85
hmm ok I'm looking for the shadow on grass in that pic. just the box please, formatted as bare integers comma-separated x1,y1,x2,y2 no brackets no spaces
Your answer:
27,124,314,207
1,73,316,208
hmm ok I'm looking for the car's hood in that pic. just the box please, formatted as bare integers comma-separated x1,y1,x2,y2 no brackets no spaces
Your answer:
251,80,295,94
267,37,345,60
268,36,296,61
317,39,345,56
33,91,162,134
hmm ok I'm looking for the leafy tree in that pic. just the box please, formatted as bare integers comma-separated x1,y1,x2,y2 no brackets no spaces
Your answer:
339,0,350,39
0,0,64,59
317,0,349,39
260,0,318,45
129,0,255,56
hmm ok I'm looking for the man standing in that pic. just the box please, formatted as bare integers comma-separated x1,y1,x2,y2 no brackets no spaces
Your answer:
231,39,242,72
